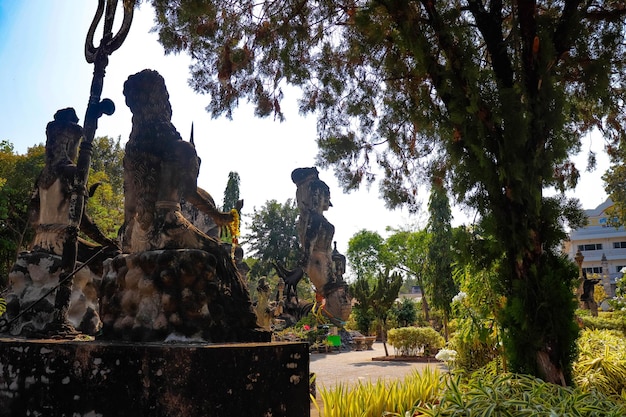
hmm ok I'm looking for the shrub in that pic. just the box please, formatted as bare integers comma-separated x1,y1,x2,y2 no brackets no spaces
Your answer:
315,367,443,417
387,326,444,356
573,328,626,398
578,310,626,333
447,317,501,373
414,372,626,416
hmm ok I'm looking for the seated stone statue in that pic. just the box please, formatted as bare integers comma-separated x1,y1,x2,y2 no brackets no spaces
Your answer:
98,69,261,342
120,69,233,254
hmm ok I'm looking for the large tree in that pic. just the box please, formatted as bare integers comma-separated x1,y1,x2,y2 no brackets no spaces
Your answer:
243,199,300,279
150,0,626,382
385,228,432,320
222,171,241,212
427,175,457,340
346,229,386,281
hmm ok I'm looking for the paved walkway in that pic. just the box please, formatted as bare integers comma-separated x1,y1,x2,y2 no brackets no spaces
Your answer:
309,342,444,416
310,342,443,389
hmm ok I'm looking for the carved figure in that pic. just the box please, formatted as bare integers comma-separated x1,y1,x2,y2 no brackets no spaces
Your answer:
120,69,233,254
1,109,119,337
29,108,119,262
580,271,600,316
97,69,261,342
291,168,351,324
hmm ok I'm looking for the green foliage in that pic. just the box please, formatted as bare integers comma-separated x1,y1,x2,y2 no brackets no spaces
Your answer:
415,372,626,416
242,199,300,279
346,229,386,281
387,327,445,357
222,171,240,211
500,252,580,382
0,141,45,284
316,368,443,417
150,0,626,380
448,316,501,373
85,136,125,239
573,329,626,399
390,297,418,328
577,311,626,333
350,269,403,339
427,178,457,328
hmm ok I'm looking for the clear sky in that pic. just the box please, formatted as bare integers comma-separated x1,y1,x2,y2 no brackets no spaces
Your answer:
0,1,611,260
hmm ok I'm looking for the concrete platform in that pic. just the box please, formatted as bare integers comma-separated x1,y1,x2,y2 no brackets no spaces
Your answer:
0,338,309,417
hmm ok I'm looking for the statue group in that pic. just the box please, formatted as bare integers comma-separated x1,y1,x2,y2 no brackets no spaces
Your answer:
1,69,351,342
1,70,261,342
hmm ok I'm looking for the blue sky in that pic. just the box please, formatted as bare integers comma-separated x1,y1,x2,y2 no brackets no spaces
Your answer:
0,1,611,256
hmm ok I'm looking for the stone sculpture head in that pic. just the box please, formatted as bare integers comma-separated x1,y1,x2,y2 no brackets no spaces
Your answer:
123,69,173,124
45,108,82,163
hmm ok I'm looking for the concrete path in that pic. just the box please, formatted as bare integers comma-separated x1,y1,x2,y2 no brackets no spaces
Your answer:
308,342,444,416
310,342,444,389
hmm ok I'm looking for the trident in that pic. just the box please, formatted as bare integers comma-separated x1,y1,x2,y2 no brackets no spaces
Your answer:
56,0,134,331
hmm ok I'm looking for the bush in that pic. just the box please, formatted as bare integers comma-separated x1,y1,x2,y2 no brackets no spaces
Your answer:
447,317,501,373
573,328,626,399
387,327,444,356
577,311,626,334
315,368,443,417
414,372,626,416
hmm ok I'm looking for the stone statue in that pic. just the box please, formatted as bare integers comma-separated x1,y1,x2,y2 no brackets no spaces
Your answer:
291,167,351,324
98,69,263,342
119,69,234,253
29,108,120,264
2,108,119,337
580,271,600,317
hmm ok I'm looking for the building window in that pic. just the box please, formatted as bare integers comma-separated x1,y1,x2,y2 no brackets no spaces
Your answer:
613,242,626,249
583,267,603,275
577,243,603,251
617,266,626,274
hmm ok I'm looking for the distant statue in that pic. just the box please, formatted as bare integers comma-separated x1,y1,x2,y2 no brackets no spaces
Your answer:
332,241,346,279
272,261,305,304
291,167,351,324
580,271,600,317
120,69,234,254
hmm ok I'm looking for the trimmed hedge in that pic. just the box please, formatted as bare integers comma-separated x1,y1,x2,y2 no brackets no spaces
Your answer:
387,326,444,356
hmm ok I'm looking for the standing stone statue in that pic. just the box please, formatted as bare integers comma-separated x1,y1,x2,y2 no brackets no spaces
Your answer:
1,108,119,337
291,167,351,324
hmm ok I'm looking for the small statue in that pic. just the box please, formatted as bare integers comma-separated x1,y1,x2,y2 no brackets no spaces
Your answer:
580,271,600,317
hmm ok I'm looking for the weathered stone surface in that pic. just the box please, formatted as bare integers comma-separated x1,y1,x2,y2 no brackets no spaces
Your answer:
99,249,268,343
3,252,102,336
0,339,309,417
291,167,351,324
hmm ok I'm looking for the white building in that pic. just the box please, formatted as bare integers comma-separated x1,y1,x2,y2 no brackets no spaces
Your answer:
565,199,624,297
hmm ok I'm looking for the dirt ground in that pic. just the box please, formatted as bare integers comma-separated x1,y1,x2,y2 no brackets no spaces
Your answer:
309,342,444,416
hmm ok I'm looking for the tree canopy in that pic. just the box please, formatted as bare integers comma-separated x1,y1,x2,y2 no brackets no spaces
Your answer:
0,141,45,283
150,0,626,382
242,198,300,278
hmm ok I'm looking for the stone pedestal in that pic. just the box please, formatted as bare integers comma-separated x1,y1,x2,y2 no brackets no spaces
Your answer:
0,338,309,417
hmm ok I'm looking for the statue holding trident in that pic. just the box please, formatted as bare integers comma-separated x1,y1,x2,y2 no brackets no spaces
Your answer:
52,0,134,335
